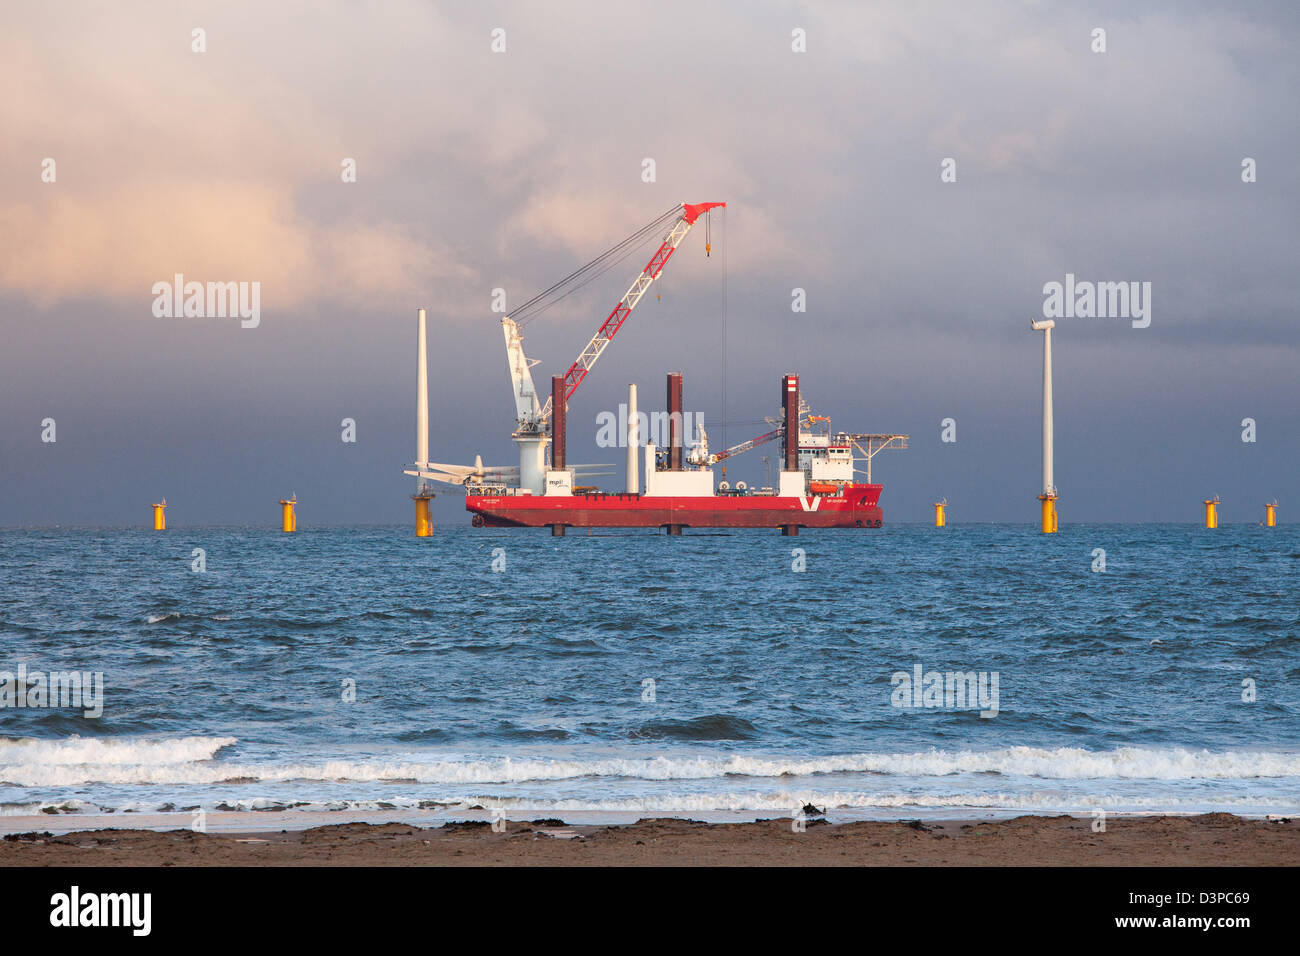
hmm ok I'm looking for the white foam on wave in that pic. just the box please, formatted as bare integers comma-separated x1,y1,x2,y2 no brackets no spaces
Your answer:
462,790,1300,814
9,789,1298,817
0,798,101,816
4,740,1300,788
0,735,236,772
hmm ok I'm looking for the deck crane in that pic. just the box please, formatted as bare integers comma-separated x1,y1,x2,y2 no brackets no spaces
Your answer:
502,201,724,494
700,398,813,467
705,426,784,466
700,408,907,485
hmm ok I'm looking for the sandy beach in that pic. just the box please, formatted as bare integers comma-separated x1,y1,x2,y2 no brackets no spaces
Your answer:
3,813,1297,866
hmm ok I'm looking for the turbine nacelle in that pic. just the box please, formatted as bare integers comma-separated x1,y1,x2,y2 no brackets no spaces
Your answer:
1030,319,1055,331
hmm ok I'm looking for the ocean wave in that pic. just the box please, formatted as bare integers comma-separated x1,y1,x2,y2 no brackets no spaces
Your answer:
0,798,100,816
0,735,236,768
461,790,1300,814
630,714,759,740
4,741,1300,788
6,790,1298,817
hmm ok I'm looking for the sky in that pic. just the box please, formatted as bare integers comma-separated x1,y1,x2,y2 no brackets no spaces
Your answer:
1,1,1297,526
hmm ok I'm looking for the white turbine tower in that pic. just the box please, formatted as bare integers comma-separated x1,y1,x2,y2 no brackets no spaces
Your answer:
412,308,434,536
416,308,428,479
1030,319,1057,533
626,383,639,494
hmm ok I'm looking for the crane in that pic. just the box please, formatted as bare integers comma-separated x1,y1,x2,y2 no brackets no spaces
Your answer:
704,397,813,466
408,201,725,499
706,426,783,466
503,201,725,439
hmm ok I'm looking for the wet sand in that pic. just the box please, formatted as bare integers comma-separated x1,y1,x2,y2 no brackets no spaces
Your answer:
3,813,1297,866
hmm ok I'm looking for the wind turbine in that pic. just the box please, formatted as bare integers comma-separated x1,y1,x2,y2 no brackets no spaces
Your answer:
1030,319,1057,533
412,308,435,537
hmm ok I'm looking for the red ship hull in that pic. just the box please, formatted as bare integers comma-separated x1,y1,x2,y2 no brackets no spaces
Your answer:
467,484,884,529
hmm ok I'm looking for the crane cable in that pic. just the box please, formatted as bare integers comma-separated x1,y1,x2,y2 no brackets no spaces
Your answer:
720,206,727,454
516,206,676,318
517,234,659,326
512,205,682,328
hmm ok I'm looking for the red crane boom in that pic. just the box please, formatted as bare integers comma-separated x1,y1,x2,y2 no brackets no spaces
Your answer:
538,201,725,421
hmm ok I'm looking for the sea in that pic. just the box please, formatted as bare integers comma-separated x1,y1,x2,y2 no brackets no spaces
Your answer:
2,523,1297,827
